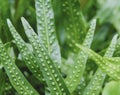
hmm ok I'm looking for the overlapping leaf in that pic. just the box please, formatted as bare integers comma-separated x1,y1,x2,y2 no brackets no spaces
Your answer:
0,40,39,95
75,35,120,80
114,38,120,56
21,17,70,95
35,0,61,65
7,19,44,82
64,19,96,93
83,34,118,95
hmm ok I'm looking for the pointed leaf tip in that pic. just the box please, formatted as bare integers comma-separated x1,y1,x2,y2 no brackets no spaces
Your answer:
21,17,34,38
92,19,97,23
21,17,26,22
21,17,29,28
6,19,10,24
7,19,12,27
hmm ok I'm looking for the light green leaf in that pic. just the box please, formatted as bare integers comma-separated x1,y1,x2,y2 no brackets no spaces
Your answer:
21,17,70,95
75,35,120,80
35,0,61,65
65,19,96,93
114,37,120,56
0,40,39,95
102,81,120,95
83,34,118,95
7,19,44,82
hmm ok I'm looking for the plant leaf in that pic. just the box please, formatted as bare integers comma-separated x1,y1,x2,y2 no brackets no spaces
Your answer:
114,37,120,56
65,19,96,93
35,0,61,65
62,0,87,46
83,34,118,95
0,40,39,95
102,81,120,95
7,19,44,82
21,17,70,95
75,35,120,80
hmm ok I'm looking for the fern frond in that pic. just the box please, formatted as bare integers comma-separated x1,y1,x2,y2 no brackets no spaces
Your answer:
35,0,61,65
7,19,44,82
83,34,118,95
75,35,120,80
65,19,96,93
21,17,70,95
62,0,87,46
0,40,39,95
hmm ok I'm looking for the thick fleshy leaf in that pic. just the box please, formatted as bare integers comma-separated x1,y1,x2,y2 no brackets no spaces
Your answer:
75,35,120,80
35,0,61,65
65,19,96,93
83,34,118,95
21,17,70,95
0,40,39,95
7,19,44,82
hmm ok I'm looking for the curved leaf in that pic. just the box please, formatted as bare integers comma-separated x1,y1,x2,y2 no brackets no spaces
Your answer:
0,40,39,95
65,19,96,93
83,34,118,95
21,17,70,95
7,19,44,82
75,35,120,80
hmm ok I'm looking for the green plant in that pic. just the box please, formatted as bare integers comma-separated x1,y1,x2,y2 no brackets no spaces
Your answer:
0,0,120,95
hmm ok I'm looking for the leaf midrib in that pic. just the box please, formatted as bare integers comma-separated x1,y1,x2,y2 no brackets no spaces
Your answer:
34,40,63,94
42,0,50,55
3,53,33,95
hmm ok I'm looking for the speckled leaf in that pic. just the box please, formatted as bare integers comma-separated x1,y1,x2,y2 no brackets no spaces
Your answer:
65,19,96,93
75,35,120,80
0,40,39,95
83,34,118,95
62,0,87,47
21,17,70,95
114,37,120,56
35,0,61,65
7,19,44,82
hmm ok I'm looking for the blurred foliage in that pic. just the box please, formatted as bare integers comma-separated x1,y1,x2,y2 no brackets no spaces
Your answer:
0,0,120,95
102,81,120,95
